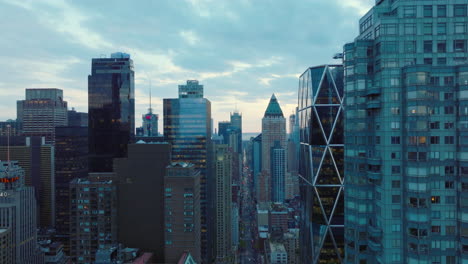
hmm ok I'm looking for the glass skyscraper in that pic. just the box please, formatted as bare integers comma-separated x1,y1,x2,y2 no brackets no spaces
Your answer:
163,80,212,262
298,65,344,263
88,52,135,172
344,1,468,263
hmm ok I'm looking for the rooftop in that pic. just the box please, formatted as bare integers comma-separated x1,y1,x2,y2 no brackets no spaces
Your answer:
264,94,284,117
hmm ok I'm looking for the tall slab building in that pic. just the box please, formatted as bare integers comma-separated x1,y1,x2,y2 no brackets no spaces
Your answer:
213,144,233,263
164,80,212,262
0,161,42,264
88,52,135,172
344,1,468,263
260,94,286,203
114,142,171,263
298,65,344,263
17,88,68,144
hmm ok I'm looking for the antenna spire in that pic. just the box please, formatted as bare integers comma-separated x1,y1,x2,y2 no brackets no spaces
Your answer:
149,79,152,112
6,124,10,176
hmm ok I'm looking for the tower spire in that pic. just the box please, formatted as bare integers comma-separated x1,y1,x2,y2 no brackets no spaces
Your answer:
149,79,152,113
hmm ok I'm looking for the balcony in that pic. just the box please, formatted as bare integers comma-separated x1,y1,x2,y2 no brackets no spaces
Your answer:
365,87,381,96
368,225,382,238
367,157,381,165
366,100,381,109
368,239,382,252
367,171,381,180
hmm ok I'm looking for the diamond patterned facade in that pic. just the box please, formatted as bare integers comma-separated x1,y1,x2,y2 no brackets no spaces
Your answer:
298,65,344,263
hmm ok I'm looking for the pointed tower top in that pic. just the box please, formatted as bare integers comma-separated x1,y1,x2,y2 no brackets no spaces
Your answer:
264,93,284,117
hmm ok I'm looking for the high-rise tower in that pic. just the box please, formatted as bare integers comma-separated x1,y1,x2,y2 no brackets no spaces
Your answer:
88,52,135,172
298,65,344,263
344,1,468,263
17,88,68,144
260,94,286,203
164,80,212,262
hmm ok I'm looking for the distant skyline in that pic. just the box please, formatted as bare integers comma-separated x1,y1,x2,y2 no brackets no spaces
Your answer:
0,0,372,132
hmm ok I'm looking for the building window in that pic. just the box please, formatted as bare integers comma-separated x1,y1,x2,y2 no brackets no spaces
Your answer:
391,136,400,144
404,23,416,34
437,41,446,52
403,6,416,17
392,180,400,188
392,195,401,203
455,22,466,34
423,5,433,17
424,58,433,65
424,40,433,53
437,5,446,17
423,23,433,35
444,106,454,114
437,23,446,35
454,4,467,17
392,166,401,174
431,196,440,204
446,196,455,204
430,136,440,144
404,41,416,53
444,136,454,144
437,57,447,65
445,181,455,189
432,226,441,233
454,40,466,52
445,122,454,129
392,210,401,217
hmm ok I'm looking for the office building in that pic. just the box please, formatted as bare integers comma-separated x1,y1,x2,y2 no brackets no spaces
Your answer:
343,1,468,263
0,136,55,229
251,133,262,198
271,141,286,203
213,144,232,263
17,88,68,144
283,229,300,264
67,108,88,127
230,111,242,154
38,240,68,264
261,94,286,203
164,80,212,262
54,126,88,253
69,173,117,264
298,64,344,263
164,162,201,264
266,242,287,264
0,161,43,263
114,142,171,263
218,121,231,144
0,119,22,136
88,52,135,172
142,109,158,137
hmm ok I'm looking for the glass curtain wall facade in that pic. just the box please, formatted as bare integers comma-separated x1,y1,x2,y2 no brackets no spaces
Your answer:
344,1,468,263
88,54,135,172
298,65,344,263
163,91,212,262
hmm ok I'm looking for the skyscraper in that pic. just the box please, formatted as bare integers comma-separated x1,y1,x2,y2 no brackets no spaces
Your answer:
17,88,68,144
54,126,88,253
164,162,201,263
343,1,468,263
260,94,286,203
271,141,286,203
164,80,212,262
230,111,242,154
298,65,344,263
67,108,88,127
213,144,233,263
88,52,135,172
0,160,43,263
0,136,55,229
69,173,117,264
114,142,171,263
142,109,158,137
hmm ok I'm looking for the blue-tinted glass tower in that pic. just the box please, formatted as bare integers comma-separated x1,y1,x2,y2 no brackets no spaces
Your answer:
163,80,212,262
344,1,468,263
298,65,344,263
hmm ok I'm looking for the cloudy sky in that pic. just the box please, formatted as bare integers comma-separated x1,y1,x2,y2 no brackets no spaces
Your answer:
0,0,372,133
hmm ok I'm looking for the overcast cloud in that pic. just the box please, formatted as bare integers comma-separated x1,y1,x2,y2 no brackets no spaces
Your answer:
0,0,372,132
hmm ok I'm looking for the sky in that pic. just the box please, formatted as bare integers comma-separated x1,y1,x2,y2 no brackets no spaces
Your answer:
0,0,372,133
